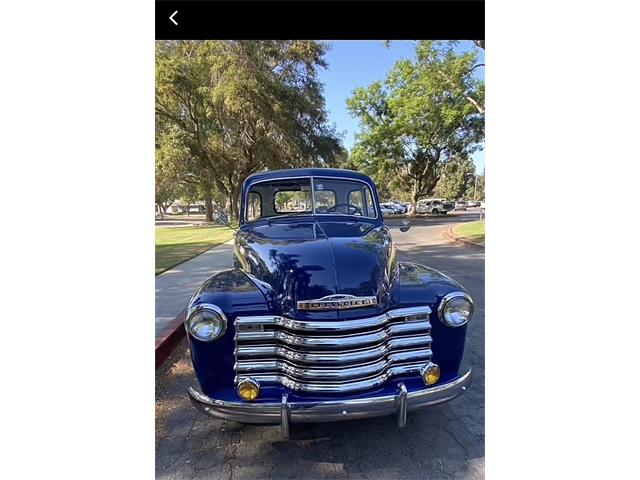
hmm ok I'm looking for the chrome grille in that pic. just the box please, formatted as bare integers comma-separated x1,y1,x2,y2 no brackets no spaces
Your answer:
234,306,432,394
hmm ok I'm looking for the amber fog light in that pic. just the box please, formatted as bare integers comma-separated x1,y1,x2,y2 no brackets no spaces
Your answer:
421,363,440,386
237,378,260,401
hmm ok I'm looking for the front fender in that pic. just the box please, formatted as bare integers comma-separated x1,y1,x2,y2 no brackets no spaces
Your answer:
392,262,471,382
187,269,270,397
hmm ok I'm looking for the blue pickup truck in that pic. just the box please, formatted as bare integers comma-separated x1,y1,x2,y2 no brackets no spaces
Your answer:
184,168,473,437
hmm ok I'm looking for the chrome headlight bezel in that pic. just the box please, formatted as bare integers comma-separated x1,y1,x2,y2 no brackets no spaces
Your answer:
438,292,474,328
185,303,227,342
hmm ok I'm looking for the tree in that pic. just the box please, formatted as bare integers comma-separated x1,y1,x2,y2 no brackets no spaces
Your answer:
348,41,484,213
416,41,485,116
469,169,485,201
435,157,476,200
156,40,345,220
155,163,177,217
177,180,201,217
155,124,192,217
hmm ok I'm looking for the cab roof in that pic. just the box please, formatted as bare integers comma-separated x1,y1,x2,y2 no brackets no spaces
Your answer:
243,168,374,187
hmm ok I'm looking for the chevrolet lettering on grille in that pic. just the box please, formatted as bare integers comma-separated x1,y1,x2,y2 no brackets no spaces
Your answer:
296,294,378,311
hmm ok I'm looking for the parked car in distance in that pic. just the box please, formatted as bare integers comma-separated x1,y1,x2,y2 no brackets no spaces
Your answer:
184,168,474,438
454,201,467,211
381,202,406,214
466,201,480,208
480,201,485,211
380,205,395,216
389,201,408,214
380,203,396,214
416,199,455,215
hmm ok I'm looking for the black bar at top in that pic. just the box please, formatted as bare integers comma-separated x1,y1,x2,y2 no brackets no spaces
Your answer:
156,1,485,40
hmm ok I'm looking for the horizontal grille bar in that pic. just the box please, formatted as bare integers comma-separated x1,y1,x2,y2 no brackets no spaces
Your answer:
236,349,432,382
235,306,431,333
234,306,433,394
236,320,430,349
235,334,432,366
238,363,426,394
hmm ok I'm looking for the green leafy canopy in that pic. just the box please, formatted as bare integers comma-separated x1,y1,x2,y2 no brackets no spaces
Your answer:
155,41,346,219
347,41,484,208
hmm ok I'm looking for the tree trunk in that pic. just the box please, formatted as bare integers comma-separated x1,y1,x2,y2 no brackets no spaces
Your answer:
227,194,233,219
409,179,420,217
228,183,242,220
204,191,214,223
229,191,238,220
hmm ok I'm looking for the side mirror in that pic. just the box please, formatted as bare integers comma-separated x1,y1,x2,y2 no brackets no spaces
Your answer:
399,219,411,232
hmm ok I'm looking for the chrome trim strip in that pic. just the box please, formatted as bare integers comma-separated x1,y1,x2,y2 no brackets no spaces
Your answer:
238,362,428,393
235,335,432,366
236,306,431,333
188,369,472,426
235,349,432,382
236,321,431,348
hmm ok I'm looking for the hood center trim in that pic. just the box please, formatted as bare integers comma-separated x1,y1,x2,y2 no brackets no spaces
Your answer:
297,294,378,311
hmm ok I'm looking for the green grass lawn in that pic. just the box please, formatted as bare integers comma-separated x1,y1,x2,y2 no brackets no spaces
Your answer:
155,225,235,275
453,220,485,245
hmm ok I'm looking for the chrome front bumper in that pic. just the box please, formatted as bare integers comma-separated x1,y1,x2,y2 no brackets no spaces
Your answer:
188,369,472,437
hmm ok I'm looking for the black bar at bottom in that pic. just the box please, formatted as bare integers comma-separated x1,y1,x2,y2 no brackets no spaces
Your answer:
156,1,485,40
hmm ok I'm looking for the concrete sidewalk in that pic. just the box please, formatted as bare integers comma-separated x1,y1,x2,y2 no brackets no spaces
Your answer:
155,239,234,339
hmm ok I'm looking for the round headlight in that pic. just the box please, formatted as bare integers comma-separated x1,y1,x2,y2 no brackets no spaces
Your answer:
186,304,227,342
439,292,474,327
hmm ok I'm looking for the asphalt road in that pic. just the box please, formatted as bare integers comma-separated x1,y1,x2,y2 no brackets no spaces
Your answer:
156,211,484,479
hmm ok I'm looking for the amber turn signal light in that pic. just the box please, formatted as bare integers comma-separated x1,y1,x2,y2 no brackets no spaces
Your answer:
237,378,260,401
421,363,440,386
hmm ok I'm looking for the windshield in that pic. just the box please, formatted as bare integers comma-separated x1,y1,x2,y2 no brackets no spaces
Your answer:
245,177,378,222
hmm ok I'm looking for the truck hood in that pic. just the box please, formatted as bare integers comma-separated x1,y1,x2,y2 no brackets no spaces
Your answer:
234,219,396,318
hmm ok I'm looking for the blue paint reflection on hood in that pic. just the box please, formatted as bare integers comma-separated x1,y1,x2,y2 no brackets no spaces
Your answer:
234,219,396,318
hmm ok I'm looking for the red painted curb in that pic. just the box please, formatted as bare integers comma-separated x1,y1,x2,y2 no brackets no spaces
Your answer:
155,308,187,369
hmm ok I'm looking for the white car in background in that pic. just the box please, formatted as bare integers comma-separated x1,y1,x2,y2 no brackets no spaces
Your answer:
380,205,395,216
416,199,454,215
